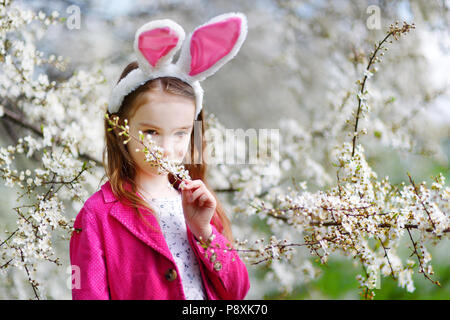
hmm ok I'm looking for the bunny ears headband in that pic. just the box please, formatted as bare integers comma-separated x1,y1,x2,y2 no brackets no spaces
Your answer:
108,12,248,119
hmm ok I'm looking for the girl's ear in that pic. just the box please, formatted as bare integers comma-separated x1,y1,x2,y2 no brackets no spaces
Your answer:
175,12,248,82
134,19,185,76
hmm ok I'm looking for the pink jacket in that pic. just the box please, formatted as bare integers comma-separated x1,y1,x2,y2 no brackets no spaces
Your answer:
69,180,250,300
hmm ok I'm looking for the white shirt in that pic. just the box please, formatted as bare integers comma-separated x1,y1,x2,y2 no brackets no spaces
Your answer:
148,194,206,300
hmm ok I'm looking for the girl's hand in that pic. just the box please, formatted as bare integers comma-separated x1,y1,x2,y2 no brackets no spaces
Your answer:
180,179,216,240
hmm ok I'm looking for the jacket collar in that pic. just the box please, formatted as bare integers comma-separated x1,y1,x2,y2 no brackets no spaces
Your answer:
100,180,174,262
101,180,118,203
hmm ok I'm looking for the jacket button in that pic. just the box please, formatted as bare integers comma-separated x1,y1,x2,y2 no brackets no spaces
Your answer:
213,261,222,271
164,268,177,281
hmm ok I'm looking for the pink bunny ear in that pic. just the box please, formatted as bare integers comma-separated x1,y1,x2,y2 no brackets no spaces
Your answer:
189,16,241,76
134,19,185,75
138,27,179,67
176,12,248,82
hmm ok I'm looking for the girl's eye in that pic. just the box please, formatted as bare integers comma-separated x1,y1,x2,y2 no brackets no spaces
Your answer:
176,131,188,137
144,130,157,135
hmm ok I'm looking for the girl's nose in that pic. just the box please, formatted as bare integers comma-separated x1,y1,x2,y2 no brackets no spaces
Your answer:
159,137,174,159
163,148,173,159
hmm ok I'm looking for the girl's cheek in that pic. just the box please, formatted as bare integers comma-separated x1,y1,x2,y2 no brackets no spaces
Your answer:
175,137,188,150
175,146,187,161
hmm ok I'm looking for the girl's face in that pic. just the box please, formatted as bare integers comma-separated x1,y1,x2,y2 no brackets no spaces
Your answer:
127,90,195,176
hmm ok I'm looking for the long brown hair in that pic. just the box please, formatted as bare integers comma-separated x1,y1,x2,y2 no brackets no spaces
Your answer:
102,61,233,242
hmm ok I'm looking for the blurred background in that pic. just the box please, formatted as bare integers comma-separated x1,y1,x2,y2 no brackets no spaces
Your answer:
0,0,448,299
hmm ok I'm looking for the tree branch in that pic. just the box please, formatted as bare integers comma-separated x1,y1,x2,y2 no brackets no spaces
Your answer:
1,102,102,166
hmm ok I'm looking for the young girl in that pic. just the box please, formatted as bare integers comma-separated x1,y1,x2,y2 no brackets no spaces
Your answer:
69,13,250,300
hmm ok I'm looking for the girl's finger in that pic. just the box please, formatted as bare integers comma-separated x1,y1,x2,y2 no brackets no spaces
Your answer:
197,194,209,206
182,188,193,203
182,179,203,190
190,186,208,203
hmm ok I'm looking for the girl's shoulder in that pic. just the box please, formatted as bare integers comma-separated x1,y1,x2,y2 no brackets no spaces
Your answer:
79,180,118,217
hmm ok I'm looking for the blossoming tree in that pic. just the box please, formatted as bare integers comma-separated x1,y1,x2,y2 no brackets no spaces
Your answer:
0,0,448,299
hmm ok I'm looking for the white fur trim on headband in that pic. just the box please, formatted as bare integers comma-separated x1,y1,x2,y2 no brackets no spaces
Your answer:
108,64,203,118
